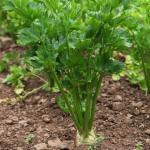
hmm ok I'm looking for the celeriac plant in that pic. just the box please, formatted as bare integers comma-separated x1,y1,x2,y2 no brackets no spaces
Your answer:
135,25,150,93
34,0,132,146
128,1,150,93
5,0,132,147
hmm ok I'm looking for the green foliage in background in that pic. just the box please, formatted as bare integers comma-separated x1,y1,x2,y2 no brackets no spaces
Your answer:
113,1,150,93
3,65,27,95
129,1,150,93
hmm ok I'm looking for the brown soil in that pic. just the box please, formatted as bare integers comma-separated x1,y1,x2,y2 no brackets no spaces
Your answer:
0,75,150,150
0,39,150,150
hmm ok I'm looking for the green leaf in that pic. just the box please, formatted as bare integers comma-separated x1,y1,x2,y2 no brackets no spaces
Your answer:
0,61,7,72
112,74,121,81
15,87,24,95
56,96,69,113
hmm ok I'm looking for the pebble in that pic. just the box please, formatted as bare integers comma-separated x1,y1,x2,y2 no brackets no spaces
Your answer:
42,115,51,123
108,116,115,123
101,93,107,97
48,138,67,149
51,97,56,104
146,115,150,119
63,140,74,149
133,109,140,116
11,116,19,122
5,119,14,125
108,86,116,94
30,126,37,132
139,123,145,129
132,102,143,108
112,102,124,111
19,120,28,127
112,139,117,144
43,133,50,138
6,131,11,137
39,98,47,104
115,83,121,88
127,114,133,118
140,109,147,114
37,126,43,134
115,95,123,101
124,117,133,124
34,143,47,150
146,139,150,145
26,98,36,105
145,129,150,135
35,96,41,100
67,123,74,128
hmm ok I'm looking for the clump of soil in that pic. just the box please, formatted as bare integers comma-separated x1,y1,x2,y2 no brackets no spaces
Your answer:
0,76,150,150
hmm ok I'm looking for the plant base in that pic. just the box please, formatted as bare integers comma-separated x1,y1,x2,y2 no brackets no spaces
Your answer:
76,130,99,147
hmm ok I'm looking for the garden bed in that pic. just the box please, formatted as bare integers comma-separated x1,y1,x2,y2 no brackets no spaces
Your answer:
0,74,150,150
0,1,150,149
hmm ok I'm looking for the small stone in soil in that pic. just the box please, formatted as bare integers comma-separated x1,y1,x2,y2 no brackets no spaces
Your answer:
5,119,14,125
146,115,150,119
108,86,116,94
132,102,143,108
139,123,145,129
115,95,123,101
34,95,41,100
43,133,50,138
146,139,150,145
67,123,74,128
34,143,47,150
11,116,19,122
6,131,11,137
127,114,133,118
140,109,147,114
42,115,51,123
101,93,107,97
112,102,124,111
30,126,37,132
39,98,47,104
124,116,133,124
48,138,69,149
27,98,38,105
19,120,28,127
133,109,140,116
51,97,56,104
108,116,115,123
145,129,150,135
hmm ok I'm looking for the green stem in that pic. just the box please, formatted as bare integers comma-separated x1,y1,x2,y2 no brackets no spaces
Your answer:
76,87,84,124
50,68,83,133
84,81,93,137
31,73,47,84
72,88,83,127
21,83,46,100
89,74,103,131
139,50,150,93
68,71,84,128
131,31,150,93
83,56,91,137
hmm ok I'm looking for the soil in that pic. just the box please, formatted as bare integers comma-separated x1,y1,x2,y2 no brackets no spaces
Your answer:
0,38,150,150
